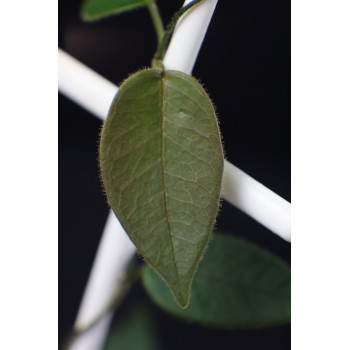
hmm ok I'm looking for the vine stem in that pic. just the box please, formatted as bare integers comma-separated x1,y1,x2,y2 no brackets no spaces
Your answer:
146,2,164,45
153,0,203,64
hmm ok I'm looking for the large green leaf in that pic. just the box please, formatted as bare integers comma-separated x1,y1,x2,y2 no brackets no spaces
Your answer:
142,233,291,328
99,68,223,308
104,298,161,350
81,0,153,21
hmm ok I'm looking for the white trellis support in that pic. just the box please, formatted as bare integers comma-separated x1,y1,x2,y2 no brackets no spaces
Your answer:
59,1,290,349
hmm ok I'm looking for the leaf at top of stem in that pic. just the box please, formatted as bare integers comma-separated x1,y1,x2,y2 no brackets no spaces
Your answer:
99,68,223,308
81,0,153,21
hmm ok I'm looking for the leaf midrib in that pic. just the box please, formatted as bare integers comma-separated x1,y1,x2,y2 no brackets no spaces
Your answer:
159,71,181,297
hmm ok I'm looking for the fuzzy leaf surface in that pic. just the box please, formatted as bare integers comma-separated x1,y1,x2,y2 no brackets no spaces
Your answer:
81,0,153,20
99,68,223,307
142,233,291,328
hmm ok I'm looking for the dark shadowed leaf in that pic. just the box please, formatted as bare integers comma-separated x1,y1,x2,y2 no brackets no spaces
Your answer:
142,233,291,328
81,0,153,21
99,68,223,307
104,298,161,350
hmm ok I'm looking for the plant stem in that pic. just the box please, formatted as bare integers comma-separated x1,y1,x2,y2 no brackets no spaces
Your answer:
147,2,164,45
153,0,203,65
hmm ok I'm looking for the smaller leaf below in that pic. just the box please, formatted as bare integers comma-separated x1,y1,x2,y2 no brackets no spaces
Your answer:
81,0,153,21
142,233,291,329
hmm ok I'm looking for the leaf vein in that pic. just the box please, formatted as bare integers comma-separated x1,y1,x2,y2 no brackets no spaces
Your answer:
119,159,160,193
109,131,159,162
166,134,212,164
160,74,181,295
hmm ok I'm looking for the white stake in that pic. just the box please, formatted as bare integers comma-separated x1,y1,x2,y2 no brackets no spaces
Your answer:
221,162,291,241
74,211,136,333
58,49,118,120
66,211,135,350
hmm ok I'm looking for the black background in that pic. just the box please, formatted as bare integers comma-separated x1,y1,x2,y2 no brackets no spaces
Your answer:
59,0,291,348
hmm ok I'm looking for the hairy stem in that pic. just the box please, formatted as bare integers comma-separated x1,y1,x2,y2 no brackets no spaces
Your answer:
147,2,164,45
153,0,203,66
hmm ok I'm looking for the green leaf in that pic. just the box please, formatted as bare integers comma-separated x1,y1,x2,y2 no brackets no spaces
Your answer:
81,0,153,21
142,233,291,328
104,298,161,350
99,68,223,308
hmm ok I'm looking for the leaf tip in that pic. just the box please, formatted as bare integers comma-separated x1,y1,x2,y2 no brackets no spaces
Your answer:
174,289,190,309
146,265,192,309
